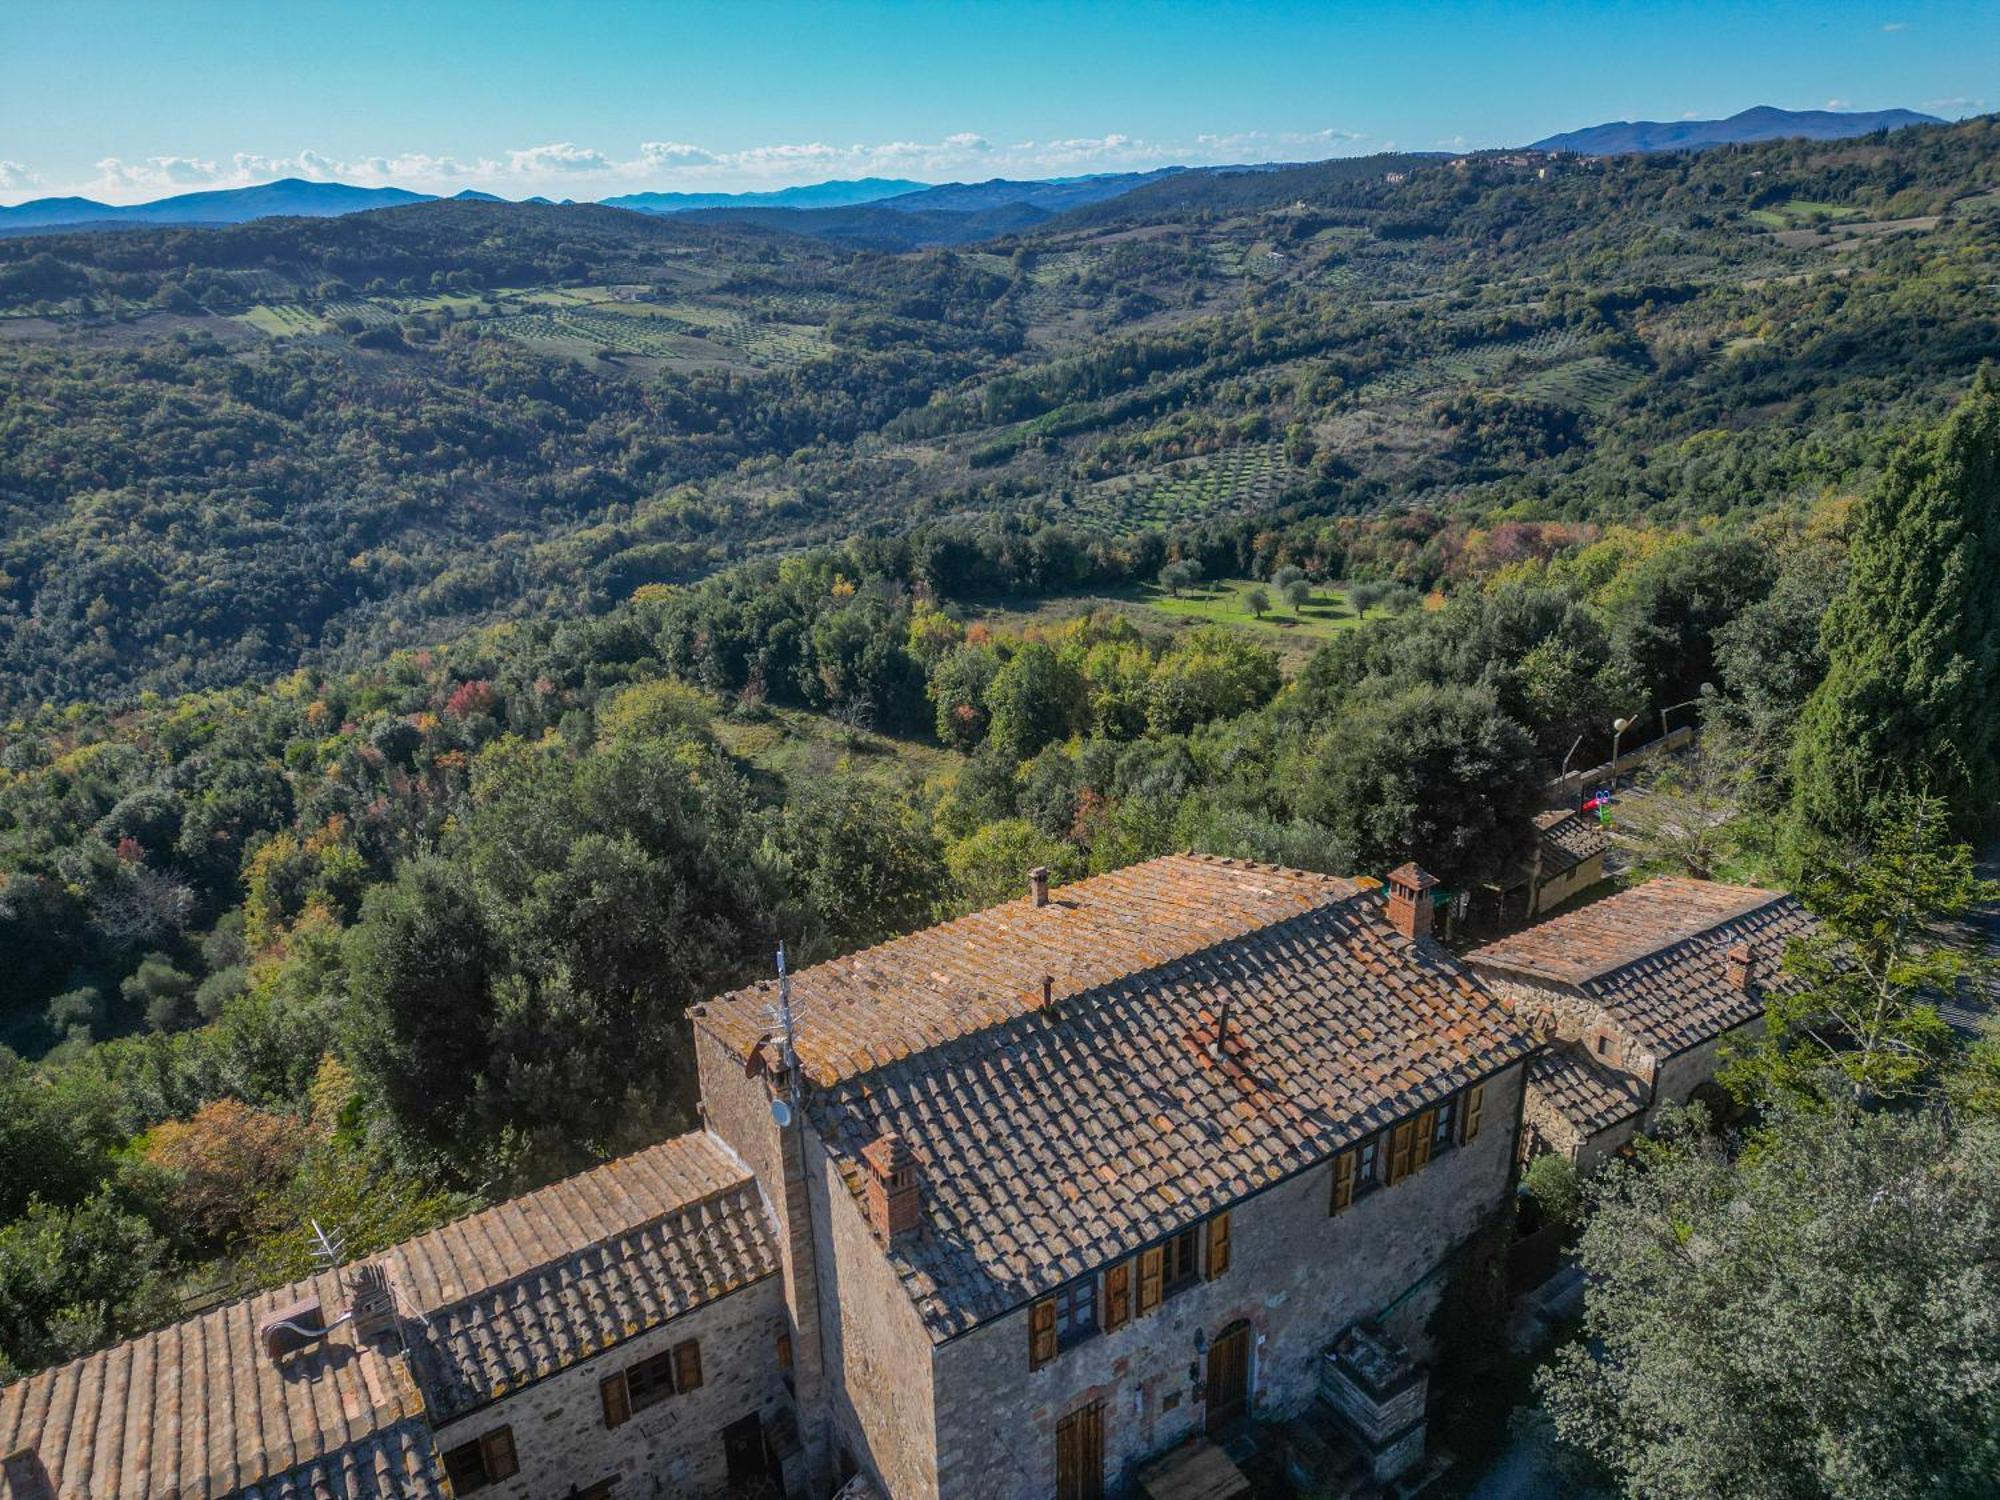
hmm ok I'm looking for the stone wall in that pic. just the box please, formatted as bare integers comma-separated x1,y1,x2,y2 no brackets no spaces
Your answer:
801,1125,944,1500
1650,1019,1758,1119
924,1062,1526,1500
429,1270,794,1499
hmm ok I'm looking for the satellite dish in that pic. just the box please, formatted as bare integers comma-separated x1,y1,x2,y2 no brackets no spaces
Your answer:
771,1098,794,1129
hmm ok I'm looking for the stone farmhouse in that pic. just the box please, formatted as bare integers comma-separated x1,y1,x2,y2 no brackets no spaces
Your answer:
1464,876,1812,1173
1,856,1795,1500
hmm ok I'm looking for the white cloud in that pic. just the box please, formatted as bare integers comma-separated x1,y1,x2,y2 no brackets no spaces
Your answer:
0,161,39,191
1881,21,1908,31
1824,98,1853,110
639,141,720,168
33,125,1382,206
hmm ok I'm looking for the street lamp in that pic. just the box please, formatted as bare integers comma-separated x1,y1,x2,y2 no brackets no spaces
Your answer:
1660,681,1716,739
1610,715,1635,787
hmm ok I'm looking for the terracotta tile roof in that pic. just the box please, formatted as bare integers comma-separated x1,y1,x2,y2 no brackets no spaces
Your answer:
1532,809,1608,877
0,1270,431,1500
698,855,1360,1087
1528,1043,1648,1136
1466,878,1815,1055
397,1133,779,1420
805,874,1534,1339
232,1422,444,1500
0,1132,776,1497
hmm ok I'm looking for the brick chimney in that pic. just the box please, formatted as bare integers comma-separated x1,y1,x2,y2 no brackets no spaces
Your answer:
1725,941,1754,992
1029,866,1050,907
1384,863,1438,942
861,1130,920,1246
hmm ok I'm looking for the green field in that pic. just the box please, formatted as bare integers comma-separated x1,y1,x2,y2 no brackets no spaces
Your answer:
1137,578,1395,640
1748,199,1863,230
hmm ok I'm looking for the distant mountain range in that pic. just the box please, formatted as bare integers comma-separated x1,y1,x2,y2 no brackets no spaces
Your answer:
0,107,1953,235
1530,104,1942,155
0,178,433,230
603,178,926,213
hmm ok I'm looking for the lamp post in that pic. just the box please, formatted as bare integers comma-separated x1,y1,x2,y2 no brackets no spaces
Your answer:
1610,715,1634,790
1660,681,1716,739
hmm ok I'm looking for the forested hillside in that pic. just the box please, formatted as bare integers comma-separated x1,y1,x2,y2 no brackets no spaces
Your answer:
1,116,1998,1383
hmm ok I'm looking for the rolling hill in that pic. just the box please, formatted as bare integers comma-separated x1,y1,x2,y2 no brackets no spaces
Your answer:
1530,104,1942,155
0,177,434,232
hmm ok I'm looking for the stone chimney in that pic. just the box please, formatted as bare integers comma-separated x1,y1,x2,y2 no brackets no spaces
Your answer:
1725,941,1754,992
861,1130,920,1247
1029,866,1050,907
1384,863,1438,942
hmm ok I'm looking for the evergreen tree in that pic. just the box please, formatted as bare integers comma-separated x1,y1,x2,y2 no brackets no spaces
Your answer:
1789,373,2000,839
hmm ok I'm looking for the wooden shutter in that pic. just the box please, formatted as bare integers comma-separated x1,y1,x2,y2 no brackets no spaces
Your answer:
1205,1211,1231,1279
776,1331,793,1372
480,1426,518,1482
1136,1245,1165,1316
1029,1296,1059,1369
1330,1148,1356,1212
1102,1260,1131,1332
1462,1083,1485,1143
600,1370,632,1428
1385,1120,1415,1185
1410,1108,1436,1172
673,1338,703,1393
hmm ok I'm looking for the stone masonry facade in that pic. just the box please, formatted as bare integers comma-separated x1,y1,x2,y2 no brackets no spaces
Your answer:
429,1270,795,1499
927,1062,1526,1500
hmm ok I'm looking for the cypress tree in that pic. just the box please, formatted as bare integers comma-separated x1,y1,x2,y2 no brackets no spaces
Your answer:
1789,371,2000,840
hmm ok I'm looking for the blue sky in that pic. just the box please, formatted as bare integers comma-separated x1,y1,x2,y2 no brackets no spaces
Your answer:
1,1,1991,204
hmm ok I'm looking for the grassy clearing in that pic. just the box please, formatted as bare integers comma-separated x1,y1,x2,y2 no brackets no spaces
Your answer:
1747,199,1862,230
711,704,958,787
1138,578,1392,640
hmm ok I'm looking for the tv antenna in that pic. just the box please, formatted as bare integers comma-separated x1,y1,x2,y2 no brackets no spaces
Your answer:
763,941,806,1121
309,1219,347,1282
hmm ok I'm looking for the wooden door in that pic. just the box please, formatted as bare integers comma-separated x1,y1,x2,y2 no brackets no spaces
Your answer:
1055,1400,1105,1500
1206,1322,1251,1435
722,1411,771,1487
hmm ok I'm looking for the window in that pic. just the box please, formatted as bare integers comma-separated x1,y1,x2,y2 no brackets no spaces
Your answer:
1205,1211,1231,1280
1055,1274,1098,1351
626,1348,677,1411
441,1426,518,1493
1029,1295,1059,1369
1355,1135,1381,1195
1102,1259,1132,1332
1462,1083,1485,1143
776,1331,793,1373
1430,1095,1458,1156
1373,1085,1488,1191
1162,1226,1200,1298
